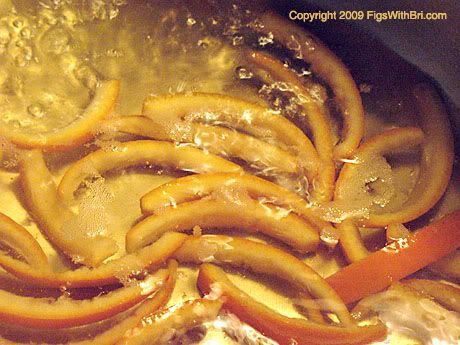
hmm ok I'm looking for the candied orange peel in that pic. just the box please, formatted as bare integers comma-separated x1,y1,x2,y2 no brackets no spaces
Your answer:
173,234,353,325
0,80,120,152
57,140,243,204
20,149,118,267
198,263,387,345
257,12,364,160
100,115,300,174
140,172,331,232
126,198,319,254
0,266,169,329
142,92,320,180
245,49,335,202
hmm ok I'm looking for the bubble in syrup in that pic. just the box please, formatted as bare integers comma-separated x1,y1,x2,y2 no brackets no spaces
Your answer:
40,26,70,54
11,18,24,30
27,103,45,118
75,65,98,90
20,27,31,39
235,66,253,80
186,17,196,26
231,34,243,46
258,32,273,47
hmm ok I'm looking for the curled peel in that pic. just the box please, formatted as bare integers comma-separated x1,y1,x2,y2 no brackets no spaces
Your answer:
257,12,364,160
101,115,300,174
173,234,353,325
246,49,335,202
0,261,177,344
335,126,425,227
117,298,223,345
20,149,118,267
140,172,330,232
198,263,386,345
142,92,320,180
0,212,48,269
0,266,169,329
0,80,120,151
58,140,243,204
0,232,186,288
126,198,319,254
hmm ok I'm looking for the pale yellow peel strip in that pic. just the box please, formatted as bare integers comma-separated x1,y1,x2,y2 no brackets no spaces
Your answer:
126,198,319,254
337,220,369,264
20,149,118,267
117,298,223,345
258,12,364,160
335,127,426,227
0,80,120,151
142,92,320,180
173,234,353,325
0,261,177,344
0,212,48,269
57,140,243,204
245,50,335,202
0,267,168,329
0,232,187,288
140,172,331,233
100,115,299,174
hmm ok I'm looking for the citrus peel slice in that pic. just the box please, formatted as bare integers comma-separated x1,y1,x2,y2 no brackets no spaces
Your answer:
198,263,387,345
142,92,320,180
0,80,120,151
140,172,330,232
245,49,335,201
337,220,369,264
0,212,48,269
20,149,118,267
0,232,186,288
66,259,178,345
257,12,364,160
0,261,176,344
100,115,300,174
117,298,223,345
126,198,319,254
57,140,243,204
173,234,352,325
335,126,425,227
0,266,169,329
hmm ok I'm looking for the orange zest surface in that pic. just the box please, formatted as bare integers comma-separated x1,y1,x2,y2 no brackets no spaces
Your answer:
327,210,460,304
198,263,387,345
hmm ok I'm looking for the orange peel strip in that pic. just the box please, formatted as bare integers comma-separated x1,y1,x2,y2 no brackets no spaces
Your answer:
126,198,319,254
65,260,178,345
173,234,353,325
0,212,48,269
0,266,169,329
20,149,118,267
117,298,223,345
0,80,120,151
257,12,364,160
142,92,320,180
337,84,454,227
337,220,369,264
140,172,330,232
58,140,243,205
402,278,460,313
335,126,426,227
246,49,335,202
101,115,300,174
0,232,186,288
198,263,386,345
